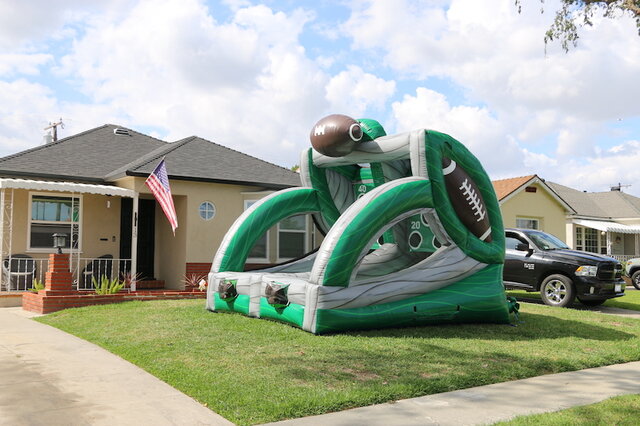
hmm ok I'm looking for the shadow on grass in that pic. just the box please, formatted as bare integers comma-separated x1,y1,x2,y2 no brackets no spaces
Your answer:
335,312,635,342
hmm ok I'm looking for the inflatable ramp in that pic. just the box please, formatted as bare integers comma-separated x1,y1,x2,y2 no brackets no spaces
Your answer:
206,115,513,334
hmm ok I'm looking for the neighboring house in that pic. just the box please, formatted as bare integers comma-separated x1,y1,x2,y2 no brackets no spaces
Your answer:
0,125,307,292
547,182,640,262
492,175,574,240
492,174,640,261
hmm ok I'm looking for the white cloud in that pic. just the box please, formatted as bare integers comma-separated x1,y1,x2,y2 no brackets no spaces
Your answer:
0,0,128,50
549,140,640,195
342,0,640,150
0,54,53,76
391,87,524,174
53,0,329,166
325,65,396,117
0,79,58,153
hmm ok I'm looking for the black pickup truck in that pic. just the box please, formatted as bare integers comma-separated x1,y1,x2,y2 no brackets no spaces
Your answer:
503,228,625,307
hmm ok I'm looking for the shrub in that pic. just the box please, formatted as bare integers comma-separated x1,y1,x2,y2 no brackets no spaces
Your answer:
29,278,45,292
93,275,125,295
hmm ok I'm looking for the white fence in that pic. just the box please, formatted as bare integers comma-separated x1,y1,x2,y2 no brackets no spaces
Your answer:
609,254,636,264
75,258,132,290
0,256,132,292
0,257,48,292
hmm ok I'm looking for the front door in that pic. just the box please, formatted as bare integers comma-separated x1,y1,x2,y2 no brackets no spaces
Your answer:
120,198,155,280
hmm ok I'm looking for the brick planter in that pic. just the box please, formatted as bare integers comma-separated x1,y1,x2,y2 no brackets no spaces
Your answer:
22,254,207,314
22,289,206,314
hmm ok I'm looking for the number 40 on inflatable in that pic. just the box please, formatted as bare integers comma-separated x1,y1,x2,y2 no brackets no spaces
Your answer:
206,114,518,334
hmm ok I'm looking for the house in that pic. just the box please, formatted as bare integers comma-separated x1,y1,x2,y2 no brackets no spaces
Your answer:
492,175,574,240
492,175,640,261
0,124,308,293
546,182,640,261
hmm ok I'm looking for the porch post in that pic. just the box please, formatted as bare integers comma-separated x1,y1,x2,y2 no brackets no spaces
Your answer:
131,193,139,291
606,231,611,256
0,188,4,287
636,233,639,257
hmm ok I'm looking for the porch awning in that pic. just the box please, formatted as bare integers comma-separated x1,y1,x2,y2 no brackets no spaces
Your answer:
573,219,640,234
0,178,136,198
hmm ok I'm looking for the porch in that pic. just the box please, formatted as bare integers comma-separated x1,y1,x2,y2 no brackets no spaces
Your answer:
572,219,640,263
0,178,141,294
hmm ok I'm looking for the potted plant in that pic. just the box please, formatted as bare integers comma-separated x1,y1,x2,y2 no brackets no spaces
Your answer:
183,273,206,291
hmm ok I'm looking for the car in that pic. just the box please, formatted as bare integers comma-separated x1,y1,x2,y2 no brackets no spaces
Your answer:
625,258,640,290
503,228,625,307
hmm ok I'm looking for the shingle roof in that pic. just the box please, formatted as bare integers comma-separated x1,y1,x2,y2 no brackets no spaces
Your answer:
108,136,300,188
0,124,166,182
0,124,300,188
491,175,536,200
547,181,640,219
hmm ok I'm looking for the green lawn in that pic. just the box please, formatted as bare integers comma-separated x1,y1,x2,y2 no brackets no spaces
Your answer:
506,287,640,311
495,394,640,425
37,299,640,425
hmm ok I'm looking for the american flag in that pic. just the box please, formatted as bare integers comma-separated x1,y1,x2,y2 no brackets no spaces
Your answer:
145,159,178,235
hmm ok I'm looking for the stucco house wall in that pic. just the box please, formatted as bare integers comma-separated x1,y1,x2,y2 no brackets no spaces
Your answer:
499,182,567,240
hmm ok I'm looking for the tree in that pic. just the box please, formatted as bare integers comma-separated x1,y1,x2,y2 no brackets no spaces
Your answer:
516,0,640,51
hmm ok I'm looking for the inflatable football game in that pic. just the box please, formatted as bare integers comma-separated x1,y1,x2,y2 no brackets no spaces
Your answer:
206,114,515,334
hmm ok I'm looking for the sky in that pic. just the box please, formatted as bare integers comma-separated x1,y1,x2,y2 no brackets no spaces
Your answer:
1,0,639,195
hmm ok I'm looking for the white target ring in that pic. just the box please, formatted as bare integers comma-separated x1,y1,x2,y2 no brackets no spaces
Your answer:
409,230,423,250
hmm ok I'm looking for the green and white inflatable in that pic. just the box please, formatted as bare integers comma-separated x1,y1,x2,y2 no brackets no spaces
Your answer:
206,115,517,334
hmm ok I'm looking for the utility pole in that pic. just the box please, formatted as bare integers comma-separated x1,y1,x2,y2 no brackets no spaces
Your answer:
44,118,64,142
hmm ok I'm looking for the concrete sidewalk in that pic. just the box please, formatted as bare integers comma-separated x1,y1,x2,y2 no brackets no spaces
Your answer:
0,307,232,426
265,361,640,425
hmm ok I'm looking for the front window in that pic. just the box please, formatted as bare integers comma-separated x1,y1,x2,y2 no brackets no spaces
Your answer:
526,230,569,251
29,195,80,250
198,201,216,220
516,217,539,230
244,200,268,261
575,227,583,250
584,227,598,253
278,215,307,260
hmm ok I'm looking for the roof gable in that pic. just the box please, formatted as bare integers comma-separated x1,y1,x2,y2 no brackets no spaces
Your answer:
492,175,574,213
492,175,536,200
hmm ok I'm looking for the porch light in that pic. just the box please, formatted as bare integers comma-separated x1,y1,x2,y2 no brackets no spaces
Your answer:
52,233,67,254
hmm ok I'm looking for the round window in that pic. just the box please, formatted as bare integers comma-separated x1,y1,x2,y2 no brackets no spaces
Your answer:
199,201,216,221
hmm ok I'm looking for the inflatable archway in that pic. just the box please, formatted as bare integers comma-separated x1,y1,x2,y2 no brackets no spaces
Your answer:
206,115,515,334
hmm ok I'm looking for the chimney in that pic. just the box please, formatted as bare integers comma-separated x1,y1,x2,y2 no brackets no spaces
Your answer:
43,131,53,144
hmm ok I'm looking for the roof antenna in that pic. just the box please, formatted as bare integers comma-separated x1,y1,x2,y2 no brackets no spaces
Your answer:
44,118,64,142
610,183,631,192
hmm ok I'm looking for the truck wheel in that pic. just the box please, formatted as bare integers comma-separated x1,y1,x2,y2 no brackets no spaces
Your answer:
540,274,575,307
577,298,606,307
632,271,640,290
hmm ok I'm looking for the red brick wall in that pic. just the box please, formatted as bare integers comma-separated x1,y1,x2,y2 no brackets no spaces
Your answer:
22,290,206,314
185,263,211,278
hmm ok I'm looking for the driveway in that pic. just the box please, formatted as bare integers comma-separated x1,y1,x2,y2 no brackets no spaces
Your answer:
0,307,232,426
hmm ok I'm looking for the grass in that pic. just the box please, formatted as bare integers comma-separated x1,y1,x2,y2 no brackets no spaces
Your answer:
506,287,640,311
37,299,640,425
495,394,640,425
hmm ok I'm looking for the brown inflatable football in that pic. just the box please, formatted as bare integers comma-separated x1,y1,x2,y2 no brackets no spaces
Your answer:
310,114,363,157
442,157,492,242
